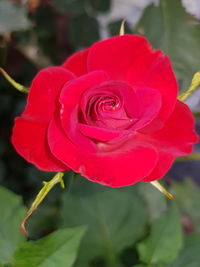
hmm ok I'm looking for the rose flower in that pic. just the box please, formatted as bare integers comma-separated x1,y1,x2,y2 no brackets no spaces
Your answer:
12,35,198,187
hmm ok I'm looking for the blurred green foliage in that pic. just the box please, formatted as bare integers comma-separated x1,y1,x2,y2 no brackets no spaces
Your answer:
135,0,200,91
0,0,200,266
60,178,147,266
137,202,183,265
0,186,26,265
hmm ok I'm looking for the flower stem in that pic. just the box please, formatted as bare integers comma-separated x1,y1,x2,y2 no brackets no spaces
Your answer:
21,172,65,236
0,67,29,93
150,181,174,200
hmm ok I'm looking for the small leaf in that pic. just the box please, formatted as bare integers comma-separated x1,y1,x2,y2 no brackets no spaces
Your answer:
0,187,26,265
137,202,183,265
13,226,87,267
0,1,31,34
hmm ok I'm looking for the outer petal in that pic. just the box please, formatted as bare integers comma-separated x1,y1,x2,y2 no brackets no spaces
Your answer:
140,100,198,182
22,67,75,122
88,34,178,120
142,152,175,182
48,117,158,187
148,100,198,156
12,118,67,171
12,67,74,171
62,48,89,76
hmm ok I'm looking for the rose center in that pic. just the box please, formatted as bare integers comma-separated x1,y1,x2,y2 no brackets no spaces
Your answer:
99,96,120,112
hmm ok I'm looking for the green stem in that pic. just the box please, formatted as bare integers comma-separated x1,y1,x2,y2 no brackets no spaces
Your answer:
0,67,29,93
21,172,65,236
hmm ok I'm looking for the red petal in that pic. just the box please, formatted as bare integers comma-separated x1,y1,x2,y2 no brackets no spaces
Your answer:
12,67,74,170
62,48,89,76
134,100,198,182
12,118,68,171
48,117,158,187
88,34,178,120
142,152,175,182
78,123,125,141
148,100,198,156
59,71,109,149
23,67,75,122
132,87,161,131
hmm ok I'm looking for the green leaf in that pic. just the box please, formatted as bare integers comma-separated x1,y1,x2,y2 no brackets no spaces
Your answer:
0,1,31,34
135,0,200,91
172,179,200,233
137,202,183,265
60,177,147,265
0,186,26,265
13,226,87,267
168,234,200,267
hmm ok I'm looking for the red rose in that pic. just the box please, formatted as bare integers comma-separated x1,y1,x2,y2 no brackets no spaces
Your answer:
12,35,198,187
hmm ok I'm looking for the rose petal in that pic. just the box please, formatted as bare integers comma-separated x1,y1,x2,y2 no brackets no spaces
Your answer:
81,81,141,126
62,48,89,76
12,67,74,170
142,152,175,182
12,118,67,171
48,117,158,187
88,34,178,121
148,100,198,156
59,71,109,149
132,87,162,131
22,67,75,122
78,123,126,142
132,100,198,182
